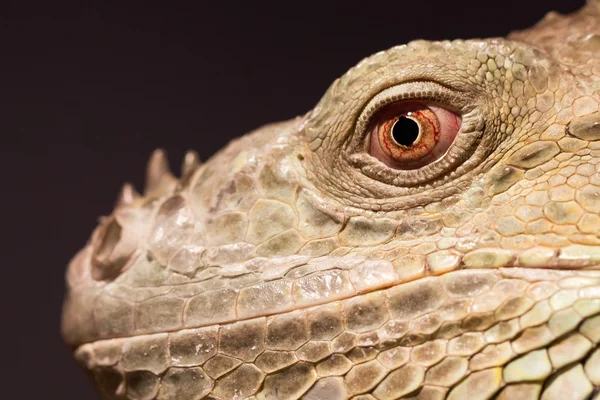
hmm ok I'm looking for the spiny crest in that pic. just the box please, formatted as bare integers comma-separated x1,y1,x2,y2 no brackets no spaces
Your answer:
145,149,178,197
116,182,141,208
181,150,201,185
115,149,203,208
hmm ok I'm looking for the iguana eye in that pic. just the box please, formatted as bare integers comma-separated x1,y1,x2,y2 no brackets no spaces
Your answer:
369,102,461,169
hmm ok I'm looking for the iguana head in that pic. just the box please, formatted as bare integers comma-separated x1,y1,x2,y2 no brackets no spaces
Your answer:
63,2,600,399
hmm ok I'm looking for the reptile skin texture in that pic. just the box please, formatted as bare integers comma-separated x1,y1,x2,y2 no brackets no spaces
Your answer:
62,2,600,399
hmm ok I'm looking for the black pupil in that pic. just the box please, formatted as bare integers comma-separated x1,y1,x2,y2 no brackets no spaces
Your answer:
392,116,420,146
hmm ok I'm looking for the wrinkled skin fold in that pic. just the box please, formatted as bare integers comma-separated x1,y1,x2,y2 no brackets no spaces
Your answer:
62,2,600,399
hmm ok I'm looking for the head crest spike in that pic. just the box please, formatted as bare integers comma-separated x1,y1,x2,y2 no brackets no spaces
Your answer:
144,149,178,197
116,182,140,207
181,150,201,185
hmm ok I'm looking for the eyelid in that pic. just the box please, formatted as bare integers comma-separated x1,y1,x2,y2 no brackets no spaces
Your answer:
339,80,484,189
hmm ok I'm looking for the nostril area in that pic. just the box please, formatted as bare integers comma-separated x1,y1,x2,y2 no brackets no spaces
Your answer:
91,216,136,281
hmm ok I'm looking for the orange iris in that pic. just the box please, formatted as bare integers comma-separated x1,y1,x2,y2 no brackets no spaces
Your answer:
370,102,461,170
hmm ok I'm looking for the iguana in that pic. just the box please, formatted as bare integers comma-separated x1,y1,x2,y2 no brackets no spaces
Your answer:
62,1,600,399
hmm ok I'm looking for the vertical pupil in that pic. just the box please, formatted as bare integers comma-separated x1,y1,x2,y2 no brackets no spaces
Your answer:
392,116,420,146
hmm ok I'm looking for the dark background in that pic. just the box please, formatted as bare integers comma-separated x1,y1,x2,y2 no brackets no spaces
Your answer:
2,0,585,398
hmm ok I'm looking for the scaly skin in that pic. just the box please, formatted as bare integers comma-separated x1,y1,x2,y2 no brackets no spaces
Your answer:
62,2,600,399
